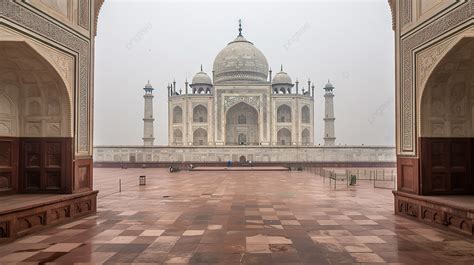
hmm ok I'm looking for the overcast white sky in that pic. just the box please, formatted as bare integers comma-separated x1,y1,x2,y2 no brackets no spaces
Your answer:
94,0,395,146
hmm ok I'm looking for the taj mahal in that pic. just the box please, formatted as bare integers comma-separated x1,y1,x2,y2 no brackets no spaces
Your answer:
94,22,395,164
143,21,336,147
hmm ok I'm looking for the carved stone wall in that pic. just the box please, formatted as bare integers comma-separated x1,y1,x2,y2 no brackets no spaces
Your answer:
0,40,72,138
397,0,473,155
419,34,474,138
0,0,94,155
0,191,97,242
0,1,96,198
394,191,474,236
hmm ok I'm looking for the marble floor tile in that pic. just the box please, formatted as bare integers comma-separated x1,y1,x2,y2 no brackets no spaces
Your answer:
0,168,473,264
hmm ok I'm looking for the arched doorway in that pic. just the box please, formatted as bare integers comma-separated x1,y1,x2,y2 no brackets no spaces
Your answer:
419,37,474,195
226,102,259,145
0,41,72,194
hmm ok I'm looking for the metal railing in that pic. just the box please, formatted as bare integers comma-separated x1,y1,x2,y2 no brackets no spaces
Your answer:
303,167,396,190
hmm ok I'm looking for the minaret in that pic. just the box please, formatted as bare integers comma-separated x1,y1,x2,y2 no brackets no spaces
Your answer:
323,80,336,146
142,81,155,146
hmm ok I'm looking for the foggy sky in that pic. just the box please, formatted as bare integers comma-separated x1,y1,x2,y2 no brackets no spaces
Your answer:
94,0,395,146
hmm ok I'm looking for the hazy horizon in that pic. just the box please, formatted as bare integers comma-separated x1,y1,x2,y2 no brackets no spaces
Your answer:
94,1,395,146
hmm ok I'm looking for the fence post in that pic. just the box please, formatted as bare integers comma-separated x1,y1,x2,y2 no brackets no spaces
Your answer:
119,179,122,193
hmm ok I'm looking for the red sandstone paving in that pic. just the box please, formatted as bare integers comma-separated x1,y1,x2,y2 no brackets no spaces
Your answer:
0,168,473,264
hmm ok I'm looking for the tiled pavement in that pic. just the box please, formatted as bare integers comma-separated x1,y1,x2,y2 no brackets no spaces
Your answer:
1,168,474,264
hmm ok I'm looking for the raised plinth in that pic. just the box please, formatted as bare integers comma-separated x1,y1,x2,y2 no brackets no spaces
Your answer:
393,191,474,236
191,166,289,171
0,191,98,243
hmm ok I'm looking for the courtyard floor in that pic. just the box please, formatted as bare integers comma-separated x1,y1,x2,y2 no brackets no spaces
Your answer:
0,168,474,264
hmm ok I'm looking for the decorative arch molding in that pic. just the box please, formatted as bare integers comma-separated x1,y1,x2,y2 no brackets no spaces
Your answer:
276,103,292,109
0,26,74,105
398,1,472,155
416,27,474,139
0,40,73,138
192,102,208,108
224,96,260,113
193,103,207,110
276,126,292,131
0,0,92,154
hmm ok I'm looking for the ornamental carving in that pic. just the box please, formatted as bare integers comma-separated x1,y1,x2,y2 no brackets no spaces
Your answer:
78,0,90,30
224,96,260,112
31,42,74,97
1,1,92,153
398,200,418,217
399,1,472,154
401,0,412,28
416,36,457,94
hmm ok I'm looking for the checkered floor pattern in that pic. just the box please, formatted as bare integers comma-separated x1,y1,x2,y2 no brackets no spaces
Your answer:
0,168,473,264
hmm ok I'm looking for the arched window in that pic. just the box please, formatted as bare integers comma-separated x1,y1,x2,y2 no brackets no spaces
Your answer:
277,105,292,123
172,106,183,124
301,106,310,123
193,105,207,123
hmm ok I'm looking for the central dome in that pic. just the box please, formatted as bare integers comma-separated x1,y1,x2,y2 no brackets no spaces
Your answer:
213,35,269,84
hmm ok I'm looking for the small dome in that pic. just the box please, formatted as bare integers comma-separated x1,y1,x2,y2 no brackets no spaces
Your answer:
272,71,292,85
324,80,334,90
191,71,212,86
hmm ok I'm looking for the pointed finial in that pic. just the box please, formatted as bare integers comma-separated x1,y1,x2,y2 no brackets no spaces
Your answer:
280,64,283,72
200,64,203,72
238,19,242,36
